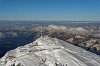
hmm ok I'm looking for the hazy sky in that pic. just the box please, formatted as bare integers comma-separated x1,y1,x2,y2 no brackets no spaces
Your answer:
0,0,100,21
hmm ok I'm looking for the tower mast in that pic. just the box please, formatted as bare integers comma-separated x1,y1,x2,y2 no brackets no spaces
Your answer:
40,26,43,38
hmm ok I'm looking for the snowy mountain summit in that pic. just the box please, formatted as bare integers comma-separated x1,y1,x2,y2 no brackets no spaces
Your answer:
0,36,100,66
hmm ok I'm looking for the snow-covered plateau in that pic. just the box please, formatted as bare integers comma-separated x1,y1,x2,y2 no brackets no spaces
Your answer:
0,36,100,66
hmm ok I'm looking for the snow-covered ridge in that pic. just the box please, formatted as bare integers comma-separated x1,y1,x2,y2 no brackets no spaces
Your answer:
0,36,100,66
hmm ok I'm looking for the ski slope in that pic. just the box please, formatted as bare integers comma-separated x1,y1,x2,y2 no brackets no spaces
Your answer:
0,36,100,66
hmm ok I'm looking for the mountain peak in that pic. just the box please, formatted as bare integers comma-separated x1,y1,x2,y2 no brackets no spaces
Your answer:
0,36,100,66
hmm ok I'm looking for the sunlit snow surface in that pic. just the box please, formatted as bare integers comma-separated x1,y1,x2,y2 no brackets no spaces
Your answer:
0,36,100,66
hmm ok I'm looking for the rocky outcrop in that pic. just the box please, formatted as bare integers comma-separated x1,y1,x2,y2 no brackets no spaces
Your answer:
67,35,87,45
81,39,100,54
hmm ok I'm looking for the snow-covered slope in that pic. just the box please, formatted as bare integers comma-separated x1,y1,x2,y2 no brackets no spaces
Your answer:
0,36,100,66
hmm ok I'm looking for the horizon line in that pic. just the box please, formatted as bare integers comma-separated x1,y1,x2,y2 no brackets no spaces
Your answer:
0,20,100,22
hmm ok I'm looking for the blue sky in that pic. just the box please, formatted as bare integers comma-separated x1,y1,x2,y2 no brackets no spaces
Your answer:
0,0,100,21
